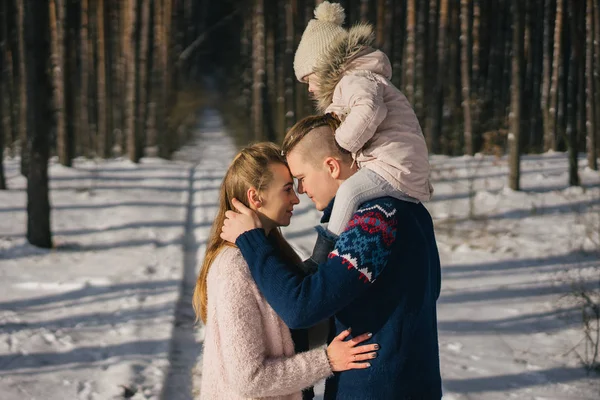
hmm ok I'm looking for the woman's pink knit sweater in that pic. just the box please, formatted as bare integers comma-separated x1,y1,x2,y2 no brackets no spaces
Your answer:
198,246,332,399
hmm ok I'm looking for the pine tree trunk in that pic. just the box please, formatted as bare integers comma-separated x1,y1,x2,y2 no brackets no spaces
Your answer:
547,0,562,151
240,9,252,131
137,0,151,157
124,0,138,162
5,45,16,157
376,0,385,48
276,0,286,140
49,0,68,166
382,0,393,57
541,0,552,152
594,0,600,155
360,0,369,23
472,0,482,148
431,0,448,154
15,0,28,176
25,0,53,248
576,2,586,158
415,0,427,119
111,1,124,156
448,1,461,151
586,0,597,169
265,3,276,141
148,0,165,157
391,0,406,89
509,0,522,190
96,0,108,158
0,0,6,190
79,0,90,157
528,0,543,151
405,0,416,105
64,1,77,163
252,0,265,141
284,1,296,131
566,0,580,186
162,0,174,156
424,0,438,140
460,0,473,155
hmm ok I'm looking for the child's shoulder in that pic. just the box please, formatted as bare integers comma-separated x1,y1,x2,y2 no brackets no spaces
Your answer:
338,70,382,87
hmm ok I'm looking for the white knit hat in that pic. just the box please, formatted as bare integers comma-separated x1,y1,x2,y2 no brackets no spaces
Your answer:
293,2,347,82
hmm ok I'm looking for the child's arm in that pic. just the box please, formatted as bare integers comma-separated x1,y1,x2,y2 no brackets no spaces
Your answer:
329,73,388,153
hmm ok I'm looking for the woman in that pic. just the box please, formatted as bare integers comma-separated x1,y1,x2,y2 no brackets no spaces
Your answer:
193,142,378,400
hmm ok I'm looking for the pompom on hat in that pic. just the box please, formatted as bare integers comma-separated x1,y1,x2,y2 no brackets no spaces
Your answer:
293,2,348,82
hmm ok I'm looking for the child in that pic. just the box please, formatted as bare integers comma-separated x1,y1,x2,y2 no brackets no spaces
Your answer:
294,1,433,235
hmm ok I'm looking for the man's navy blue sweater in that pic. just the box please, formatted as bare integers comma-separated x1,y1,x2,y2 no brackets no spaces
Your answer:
236,197,443,399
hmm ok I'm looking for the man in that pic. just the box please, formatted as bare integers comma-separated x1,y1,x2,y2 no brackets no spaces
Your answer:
220,114,442,399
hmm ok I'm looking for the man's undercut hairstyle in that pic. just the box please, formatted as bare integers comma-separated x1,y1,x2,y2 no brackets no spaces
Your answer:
281,113,351,165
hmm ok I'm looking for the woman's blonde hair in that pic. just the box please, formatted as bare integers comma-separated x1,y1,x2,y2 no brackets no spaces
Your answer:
193,142,302,323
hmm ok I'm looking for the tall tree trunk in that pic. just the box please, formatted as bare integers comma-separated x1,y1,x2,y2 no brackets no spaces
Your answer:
360,0,369,23
566,0,580,186
265,3,276,142
509,0,522,190
430,0,448,154
15,0,28,176
147,0,165,157
460,0,473,155
447,1,461,153
547,0,562,151
49,0,68,166
137,0,151,157
284,1,296,131
594,0,600,155
376,0,385,48
276,0,286,140
252,0,265,141
96,0,108,157
0,0,6,190
240,8,252,132
540,0,552,152
163,0,175,156
5,45,16,157
124,0,138,162
79,0,90,157
405,0,416,105
391,0,406,89
415,0,427,119
25,0,53,248
382,0,393,57
64,2,77,163
472,0,482,149
586,0,597,170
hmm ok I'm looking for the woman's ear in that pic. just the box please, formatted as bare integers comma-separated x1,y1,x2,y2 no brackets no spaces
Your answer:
323,157,341,179
246,187,262,209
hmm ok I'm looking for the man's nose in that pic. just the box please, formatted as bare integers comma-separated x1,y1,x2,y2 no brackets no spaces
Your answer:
297,182,305,193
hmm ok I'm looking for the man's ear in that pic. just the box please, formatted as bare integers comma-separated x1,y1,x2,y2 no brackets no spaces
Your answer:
323,157,341,179
246,188,262,209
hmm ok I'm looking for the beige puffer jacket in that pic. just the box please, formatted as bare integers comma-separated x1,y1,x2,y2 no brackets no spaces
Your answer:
312,24,433,201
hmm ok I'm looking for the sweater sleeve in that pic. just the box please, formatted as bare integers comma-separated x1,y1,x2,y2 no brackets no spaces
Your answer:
236,200,398,329
213,252,333,398
329,73,388,154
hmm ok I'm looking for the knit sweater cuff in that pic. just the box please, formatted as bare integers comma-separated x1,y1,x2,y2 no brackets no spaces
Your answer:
235,228,271,257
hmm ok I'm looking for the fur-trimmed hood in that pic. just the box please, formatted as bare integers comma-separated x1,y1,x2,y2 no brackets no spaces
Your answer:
313,24,392,113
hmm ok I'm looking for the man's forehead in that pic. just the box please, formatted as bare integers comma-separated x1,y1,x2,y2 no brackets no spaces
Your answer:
285,151,305,177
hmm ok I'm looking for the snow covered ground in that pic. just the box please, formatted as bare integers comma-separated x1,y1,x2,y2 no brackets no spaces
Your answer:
1,109,599,399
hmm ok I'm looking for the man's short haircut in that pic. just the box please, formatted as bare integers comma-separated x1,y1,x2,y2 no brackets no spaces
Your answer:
281,113,351,165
